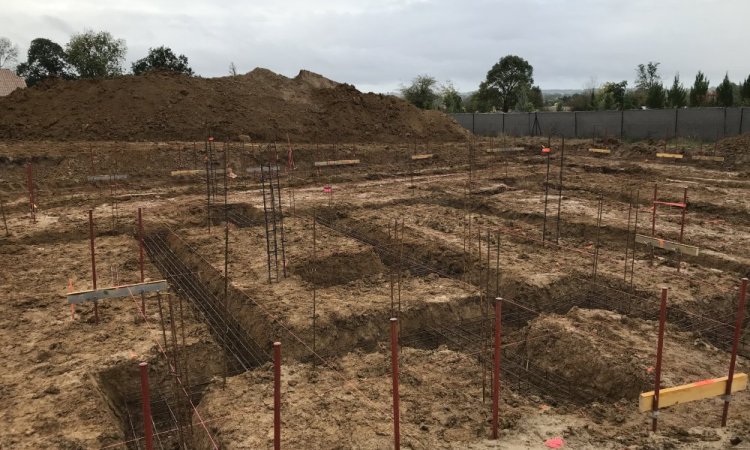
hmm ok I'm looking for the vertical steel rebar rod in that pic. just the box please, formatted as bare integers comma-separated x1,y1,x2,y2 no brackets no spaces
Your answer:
624,193,633,281
630,190,640,290
274,342,281,450
261,166,273,283
721,278,748,426
26,163,35,224
390,318,400,450
138,207,146,314
555,137,565,244
275,159,287,277
593,197,603,279
652,287,668,433
542,151,551,243
492,297,502,440
1,199,9,236
89,210,99,324
205,141,211,233
677,187,688,273
139,362,154,450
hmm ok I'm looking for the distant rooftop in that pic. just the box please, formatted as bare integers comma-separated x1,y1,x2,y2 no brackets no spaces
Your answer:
0,69,26,96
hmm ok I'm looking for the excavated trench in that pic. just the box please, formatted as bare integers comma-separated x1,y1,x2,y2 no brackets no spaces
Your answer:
94,342,226,449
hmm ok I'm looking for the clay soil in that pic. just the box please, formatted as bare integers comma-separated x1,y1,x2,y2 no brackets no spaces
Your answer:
1,135,749,449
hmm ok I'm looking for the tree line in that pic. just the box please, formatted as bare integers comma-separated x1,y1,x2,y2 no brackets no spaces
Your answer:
402,56,750,113
0,32,194,87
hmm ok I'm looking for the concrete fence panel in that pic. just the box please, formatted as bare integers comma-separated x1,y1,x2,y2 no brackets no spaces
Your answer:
576,110,622,139
536,112,576,138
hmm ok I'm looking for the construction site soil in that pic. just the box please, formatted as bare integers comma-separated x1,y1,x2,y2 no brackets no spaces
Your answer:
0,69,469,143
1,134,749,449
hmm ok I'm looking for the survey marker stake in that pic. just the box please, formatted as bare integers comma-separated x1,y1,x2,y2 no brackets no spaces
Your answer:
139,361,154,450
721,278,748,427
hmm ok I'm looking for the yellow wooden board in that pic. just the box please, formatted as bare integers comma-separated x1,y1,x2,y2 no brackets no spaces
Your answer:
589,148,611,154
313,159,361,167
692,155,725,162
639,373,748,412
411,154,434,160
656,152,684,159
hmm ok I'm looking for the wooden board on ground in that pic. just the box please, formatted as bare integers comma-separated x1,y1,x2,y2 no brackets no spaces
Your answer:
656,153,684,159
589,148,611,154
313,159,360,167
87,174,128,182
486,147,525,153
67,280,169,304
639,373,748,412
692,155,725,162
171,169,225,177
411,154,434,160
635,234,699,256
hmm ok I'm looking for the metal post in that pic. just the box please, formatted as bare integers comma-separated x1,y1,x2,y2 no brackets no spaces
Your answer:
542,150,551,243
721,278,748,426
677,187,687,272
138,208,145,314
390,317,400,450
652,287,668,432
492,297,502,439
274,341,281,450
88,210,99,324
139,362,154,450
630,189,640,290
555,137,565,244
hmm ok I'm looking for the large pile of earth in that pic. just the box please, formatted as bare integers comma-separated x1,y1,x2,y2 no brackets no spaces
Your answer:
0,68,469,143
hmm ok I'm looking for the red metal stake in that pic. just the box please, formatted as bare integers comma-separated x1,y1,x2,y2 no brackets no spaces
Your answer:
138,208,145,315
89,210,99,324
492,298,502,439
274,341,281,450
652,287,668,432
721,278,748,427
390,317,400,450
139,362,154,450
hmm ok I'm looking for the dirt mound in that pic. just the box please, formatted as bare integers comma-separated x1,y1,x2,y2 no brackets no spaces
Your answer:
0,69,469,143
716,133,750,167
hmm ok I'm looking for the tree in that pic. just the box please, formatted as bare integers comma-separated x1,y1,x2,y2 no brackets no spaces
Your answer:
689,71,709,106
527,85,544,109
440,82,463,113
401,75,439,109
596,81,628,110
15,38,71,86
716,73,734,107
741,74,750,106
634,62,665,108
132,46,193,75
667,74,687,108
481,55,534,112
229,62,238,76
66,30,127,78
0,37,19,68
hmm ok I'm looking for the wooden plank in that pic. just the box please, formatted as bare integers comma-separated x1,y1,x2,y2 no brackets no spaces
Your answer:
639,373,747,412
313,159,360,167
635,234,699,256
87,174,128,182
67,280,169,304
411,154,434,160
692,155,725,162
656,152,684,159
486,147,525,153
588,148,611,154
171,169,225,177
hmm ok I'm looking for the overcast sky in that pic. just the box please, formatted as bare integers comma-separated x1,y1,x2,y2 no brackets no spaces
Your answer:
4,0,750,93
